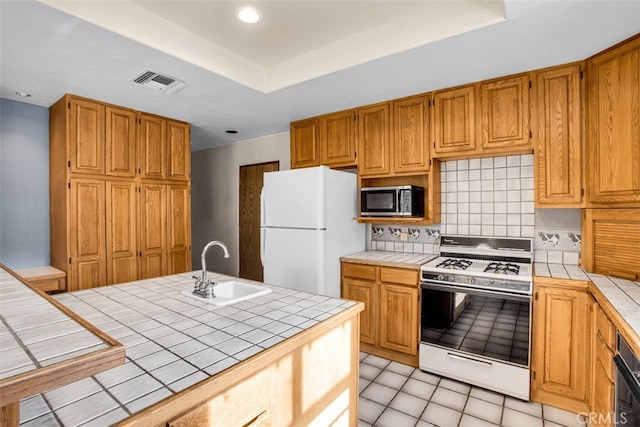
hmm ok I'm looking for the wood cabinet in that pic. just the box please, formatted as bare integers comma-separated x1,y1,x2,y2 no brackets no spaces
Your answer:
13,267,66,293
341,262,420,366
320,109,357,168
480,74,532,153
591,302,616,427
50,94,192,291
532,63,584,207
357,103,391,177
586,34,640,206
393,94,431,174
531,278,591,414
290,117,320,169
432,84,478,157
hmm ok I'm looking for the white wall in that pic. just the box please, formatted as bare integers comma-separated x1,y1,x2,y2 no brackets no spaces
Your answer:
191,132,290,275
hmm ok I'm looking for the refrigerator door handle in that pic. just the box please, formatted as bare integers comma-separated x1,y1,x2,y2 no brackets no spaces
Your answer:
260,188,266,266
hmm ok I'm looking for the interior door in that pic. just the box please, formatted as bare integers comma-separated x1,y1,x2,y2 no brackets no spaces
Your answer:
239,161,279,281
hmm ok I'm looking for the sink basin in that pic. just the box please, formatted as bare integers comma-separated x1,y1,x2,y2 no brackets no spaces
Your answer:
181,280,272,306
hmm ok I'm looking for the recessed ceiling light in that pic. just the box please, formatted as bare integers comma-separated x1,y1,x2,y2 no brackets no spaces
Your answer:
15,91,32,97
236,7,261,24
226,130,238,134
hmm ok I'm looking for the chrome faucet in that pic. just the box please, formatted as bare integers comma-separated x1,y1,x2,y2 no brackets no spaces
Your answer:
192,240,230,299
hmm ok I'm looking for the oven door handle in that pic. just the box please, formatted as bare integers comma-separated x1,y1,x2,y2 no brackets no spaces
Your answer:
447,352,493,367
614,354,640,403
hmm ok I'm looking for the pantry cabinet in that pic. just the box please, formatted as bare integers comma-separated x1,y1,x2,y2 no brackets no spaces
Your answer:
480,74,532,153
586,34,640,206
357,103,391,177
341,262,420,366
531,277,591,414
290,117,320,169
393,94,431,174
432,84,478,157
50,94,191,291
532,63,584,207
320,109,357,168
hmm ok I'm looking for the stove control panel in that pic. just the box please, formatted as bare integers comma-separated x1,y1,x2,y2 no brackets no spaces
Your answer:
421,272,532,294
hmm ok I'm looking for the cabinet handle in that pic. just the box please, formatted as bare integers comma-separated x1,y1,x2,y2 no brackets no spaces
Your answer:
447,352,493,366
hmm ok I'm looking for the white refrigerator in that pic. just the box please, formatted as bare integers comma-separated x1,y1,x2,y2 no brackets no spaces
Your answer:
260,166,365,297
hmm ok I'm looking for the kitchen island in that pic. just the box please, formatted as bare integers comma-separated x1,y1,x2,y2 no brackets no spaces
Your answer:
9,269,363,426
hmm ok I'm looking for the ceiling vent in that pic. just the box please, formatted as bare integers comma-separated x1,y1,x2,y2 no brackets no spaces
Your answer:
129,70,188,95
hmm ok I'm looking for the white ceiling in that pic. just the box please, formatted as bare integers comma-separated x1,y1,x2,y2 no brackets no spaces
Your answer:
1,1,639,151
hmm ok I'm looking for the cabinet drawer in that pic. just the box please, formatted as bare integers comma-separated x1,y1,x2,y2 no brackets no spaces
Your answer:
342,263,376,280
380,267,418,286
596,307,616,351
29,278,65,293
595,333,615,383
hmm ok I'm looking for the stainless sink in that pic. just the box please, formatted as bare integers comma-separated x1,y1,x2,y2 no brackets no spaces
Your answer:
182,280,271,306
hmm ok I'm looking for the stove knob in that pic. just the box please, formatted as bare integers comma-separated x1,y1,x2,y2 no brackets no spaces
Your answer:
468,277,476,284
448,276,455,282
437,274,445,281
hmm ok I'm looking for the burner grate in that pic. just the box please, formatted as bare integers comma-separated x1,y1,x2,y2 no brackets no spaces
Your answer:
484,262,520,276
436,259,472,270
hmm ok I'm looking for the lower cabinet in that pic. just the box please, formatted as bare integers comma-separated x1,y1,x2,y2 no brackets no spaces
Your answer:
591,302,616,427
341,262,420,366
531,277,591,414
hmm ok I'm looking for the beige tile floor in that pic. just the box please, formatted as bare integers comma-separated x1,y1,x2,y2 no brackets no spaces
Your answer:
358,353,585,427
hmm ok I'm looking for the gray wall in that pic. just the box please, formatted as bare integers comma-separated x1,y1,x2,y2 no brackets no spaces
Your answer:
191,132,290,276
0,98,50,269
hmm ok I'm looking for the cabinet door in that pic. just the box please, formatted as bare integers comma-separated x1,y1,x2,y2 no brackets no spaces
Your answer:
342,277,377,345
432,85,478,157
106,106,137,177
357,103,391,177
480,75,531,153
320,110,356,168
69,98,105,175
379,283,418,356
531,283,590,413
139,183,167,279
591,304,615,427
587,36,640,205
69,178,106,291
106,180,138,285
167,185,192,275
167,120,191,181
290,117,320,169
533,64,583,207
393,95,430,174
139,114,167,179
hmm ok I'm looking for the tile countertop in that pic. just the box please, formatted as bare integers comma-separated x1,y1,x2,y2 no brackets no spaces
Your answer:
340,250,438,269
534,263,640,353
17,271,357,426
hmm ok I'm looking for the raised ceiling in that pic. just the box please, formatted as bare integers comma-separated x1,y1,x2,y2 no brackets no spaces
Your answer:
1,1,639,151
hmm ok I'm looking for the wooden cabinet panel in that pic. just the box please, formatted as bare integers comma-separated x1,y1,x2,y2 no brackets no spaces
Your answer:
393,95,430,174
320,109,356,168
69,98,105,175
480,75,531,152
342,277,376,345
533,64,583,207
379,283,418,356
591,303,615,427
139,184,167,279
587,35,640,205
357,103,391,177
290,117,320,169
139,114,167,179
167,185,192,275
70,178,106,291
433,85,478,156
106,181,138,285
105,106,137,177
380,267,419,286
531,280,590,413
167,120,190,181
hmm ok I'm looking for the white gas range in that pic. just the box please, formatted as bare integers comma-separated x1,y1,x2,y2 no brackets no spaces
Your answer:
419,235,533,400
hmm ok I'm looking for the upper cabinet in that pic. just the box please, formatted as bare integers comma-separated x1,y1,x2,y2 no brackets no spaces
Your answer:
167,120,191,181
139,113,167,180
586,34,640,206
357,102,391,177
68,97,106,175
532,63,584,207
480,74,531,153
432,84,478,158
320,109,357,168
290,117,320,169
106,106,137,178
393,94,431,174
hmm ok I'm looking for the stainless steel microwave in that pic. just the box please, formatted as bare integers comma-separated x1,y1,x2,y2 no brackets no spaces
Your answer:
360,185,424,217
